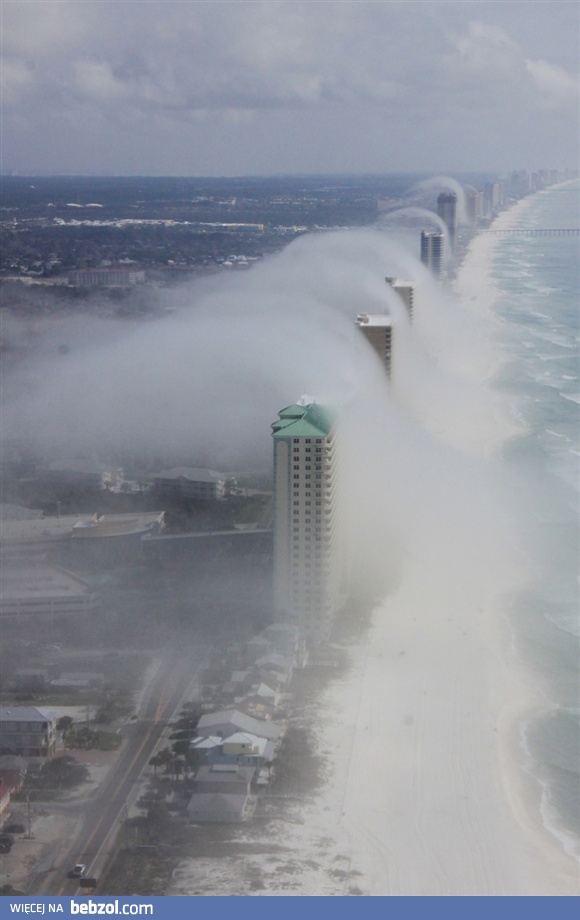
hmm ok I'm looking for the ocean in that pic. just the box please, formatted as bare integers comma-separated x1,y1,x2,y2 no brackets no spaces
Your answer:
490,183,579,858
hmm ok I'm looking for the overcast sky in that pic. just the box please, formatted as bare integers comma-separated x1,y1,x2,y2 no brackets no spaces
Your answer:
2,0,578,176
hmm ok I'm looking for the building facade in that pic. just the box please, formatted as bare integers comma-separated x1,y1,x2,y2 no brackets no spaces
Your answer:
385,277,414,323
436,192,458,251
152,468,232,501
420,230,444,278
355,313,393,377
0,707,56,759
272,401,345,645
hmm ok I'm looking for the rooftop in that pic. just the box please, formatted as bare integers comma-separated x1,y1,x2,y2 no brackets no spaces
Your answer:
356,313,393,328
272,402,335,439
153,468,226,482
0,706,56,723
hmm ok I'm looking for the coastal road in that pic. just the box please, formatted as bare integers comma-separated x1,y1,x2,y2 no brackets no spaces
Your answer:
30,645,205,897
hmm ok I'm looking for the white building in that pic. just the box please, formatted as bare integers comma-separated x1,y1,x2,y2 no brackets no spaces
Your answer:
355,313,394,377
152,468,232,501
385,276,414,323
420,230,444,278
272,401,345,645
0,707,57,759
437,192,458,251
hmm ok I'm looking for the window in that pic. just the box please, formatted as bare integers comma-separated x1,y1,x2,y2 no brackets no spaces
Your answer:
305,500,311,506
293,447,299,453
293,438,299,443
305,438,311,443
293,474,300,479
316,438,322,444
294,465,300,470
294,500,300,506
305,447,311,453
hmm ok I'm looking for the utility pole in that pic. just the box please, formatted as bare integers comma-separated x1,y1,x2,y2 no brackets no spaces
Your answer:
26,793,32,839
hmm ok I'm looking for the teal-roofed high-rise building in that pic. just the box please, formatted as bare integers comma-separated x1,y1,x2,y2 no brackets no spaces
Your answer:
271,400,345,644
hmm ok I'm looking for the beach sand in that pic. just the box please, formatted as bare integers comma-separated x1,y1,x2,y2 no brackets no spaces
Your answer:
168,200,580,896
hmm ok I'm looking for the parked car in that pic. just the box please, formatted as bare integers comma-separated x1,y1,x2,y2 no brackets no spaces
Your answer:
0,834,15,845
0,841,13,854
2,824,25,835
68,864,86,878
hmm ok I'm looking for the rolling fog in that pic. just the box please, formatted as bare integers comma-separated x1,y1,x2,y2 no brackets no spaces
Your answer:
2,225,523,612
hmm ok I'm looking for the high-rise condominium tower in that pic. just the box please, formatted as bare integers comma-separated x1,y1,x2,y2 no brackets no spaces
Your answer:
421,230,444,278
385,276,414,323
355,313,394,377
272,400,344,644
437,192,458,250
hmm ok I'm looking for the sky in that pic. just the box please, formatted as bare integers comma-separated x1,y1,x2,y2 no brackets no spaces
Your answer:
1,0,579,176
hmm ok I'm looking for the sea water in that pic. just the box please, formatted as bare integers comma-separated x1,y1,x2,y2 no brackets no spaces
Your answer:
491,183,579,858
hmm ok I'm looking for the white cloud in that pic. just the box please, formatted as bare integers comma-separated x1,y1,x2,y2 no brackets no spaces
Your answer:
525,58,580,105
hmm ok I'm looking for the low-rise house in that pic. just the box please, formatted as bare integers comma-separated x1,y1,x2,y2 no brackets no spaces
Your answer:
261,623,307,666
196,709,282,743
0,707,57,758
152,468,233,501
190,732,276,772
186,762,257,823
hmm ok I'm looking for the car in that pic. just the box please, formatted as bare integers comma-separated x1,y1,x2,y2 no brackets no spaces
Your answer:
0,834,15,845
2,824,25,835
69,864,86,878
0,841,13,854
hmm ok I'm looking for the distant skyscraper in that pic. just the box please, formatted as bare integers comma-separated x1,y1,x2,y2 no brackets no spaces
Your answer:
272,400,344,644
464,189,481,227
482,182,503,218
437,191,458,250
385,276,414,323
421,230,444,278
355,313,394,376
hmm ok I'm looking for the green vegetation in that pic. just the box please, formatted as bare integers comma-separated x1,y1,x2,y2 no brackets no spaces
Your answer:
65,727,123,751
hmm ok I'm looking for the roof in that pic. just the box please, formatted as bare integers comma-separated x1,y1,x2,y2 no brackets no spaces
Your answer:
0,706,56,723
272,402,335,439
153,468,226,482
195,765,254,785
355,313,393,328
197,709,281,741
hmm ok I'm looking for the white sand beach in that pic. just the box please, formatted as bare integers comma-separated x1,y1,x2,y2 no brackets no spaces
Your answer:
169,200,580,897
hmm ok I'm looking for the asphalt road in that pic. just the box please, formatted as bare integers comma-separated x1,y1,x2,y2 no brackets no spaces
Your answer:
30,645,204,897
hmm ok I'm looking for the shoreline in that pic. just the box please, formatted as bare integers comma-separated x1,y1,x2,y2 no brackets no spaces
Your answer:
167,189,579,896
